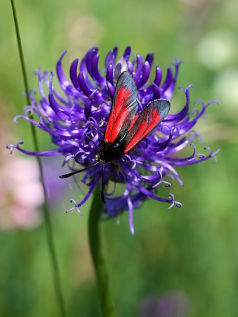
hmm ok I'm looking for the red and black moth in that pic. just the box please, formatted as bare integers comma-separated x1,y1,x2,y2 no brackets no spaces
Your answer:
60,71,170,202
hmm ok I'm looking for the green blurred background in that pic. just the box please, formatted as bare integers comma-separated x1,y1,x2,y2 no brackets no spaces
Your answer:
0,0,238,316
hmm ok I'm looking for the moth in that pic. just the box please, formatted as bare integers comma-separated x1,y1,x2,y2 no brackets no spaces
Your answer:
60,71,170,202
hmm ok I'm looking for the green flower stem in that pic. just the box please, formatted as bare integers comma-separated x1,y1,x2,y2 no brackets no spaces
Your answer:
10,1,66,316
88,184,116,317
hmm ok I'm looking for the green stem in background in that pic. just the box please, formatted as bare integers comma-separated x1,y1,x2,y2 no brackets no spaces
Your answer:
10,1,66,316
88,184,116,317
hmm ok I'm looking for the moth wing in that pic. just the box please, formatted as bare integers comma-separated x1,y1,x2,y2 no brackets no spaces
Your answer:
104,71,138,143
124,99,170,153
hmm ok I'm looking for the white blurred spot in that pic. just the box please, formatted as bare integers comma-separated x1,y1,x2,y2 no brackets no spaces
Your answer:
196,30,237,70
213,69,238,111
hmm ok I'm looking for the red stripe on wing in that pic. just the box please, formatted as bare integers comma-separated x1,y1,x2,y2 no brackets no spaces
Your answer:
105,87,131,143
124,109,160,153
124,99,170,154
104,72,138,144
104,114,114,143
114,87,131,118
104,87,130,142
128,114,139,131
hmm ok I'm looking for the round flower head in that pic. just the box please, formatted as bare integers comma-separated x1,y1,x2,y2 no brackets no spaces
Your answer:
7,47,218,234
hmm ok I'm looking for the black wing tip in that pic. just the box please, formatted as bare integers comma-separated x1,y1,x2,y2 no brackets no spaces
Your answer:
117,70,138,97
118,70,134,81
153,99,170,118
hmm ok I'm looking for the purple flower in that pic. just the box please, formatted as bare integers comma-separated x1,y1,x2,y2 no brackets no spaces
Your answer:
137,291,190,317
7,46,218,234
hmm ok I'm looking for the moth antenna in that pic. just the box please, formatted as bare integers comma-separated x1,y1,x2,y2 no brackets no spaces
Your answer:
59,161,100,179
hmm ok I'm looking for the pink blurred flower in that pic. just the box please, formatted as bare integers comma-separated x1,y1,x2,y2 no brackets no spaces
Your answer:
0,152,43,230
